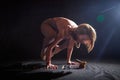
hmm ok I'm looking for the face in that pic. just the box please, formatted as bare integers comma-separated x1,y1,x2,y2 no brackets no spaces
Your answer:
77,34,90,44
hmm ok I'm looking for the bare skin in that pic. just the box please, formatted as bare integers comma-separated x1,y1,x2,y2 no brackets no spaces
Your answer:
40,17,89,69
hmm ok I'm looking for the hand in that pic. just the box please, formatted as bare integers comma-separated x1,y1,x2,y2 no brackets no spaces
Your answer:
46,63,58,70
67,61,79,65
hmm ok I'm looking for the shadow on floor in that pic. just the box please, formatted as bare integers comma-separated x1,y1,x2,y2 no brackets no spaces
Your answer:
0,62,72,80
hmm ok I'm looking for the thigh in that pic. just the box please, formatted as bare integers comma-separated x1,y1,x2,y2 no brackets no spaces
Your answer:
41,22,57,38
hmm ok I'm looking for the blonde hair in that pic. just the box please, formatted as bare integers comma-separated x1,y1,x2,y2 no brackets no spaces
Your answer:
75,23,97,52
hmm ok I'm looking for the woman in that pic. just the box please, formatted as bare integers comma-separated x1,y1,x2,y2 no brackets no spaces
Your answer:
40,17,96,69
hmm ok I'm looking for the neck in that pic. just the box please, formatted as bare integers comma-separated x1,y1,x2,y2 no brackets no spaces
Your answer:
69,30,78,41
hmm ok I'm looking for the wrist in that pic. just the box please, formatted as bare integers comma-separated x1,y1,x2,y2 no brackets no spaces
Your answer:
47,61,51,65
67,60,71,63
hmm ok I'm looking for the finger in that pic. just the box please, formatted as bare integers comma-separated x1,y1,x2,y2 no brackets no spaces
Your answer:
47,66,50,69
56,66,58,69
54,65,58,69
71,63,74,65
52,66,56,70
67,63,70,65
71,62,76,65
53,65,57,70
53,65,56,70
47,66,51,69
50,65,55,70
46,66,49,69
50,66,54,70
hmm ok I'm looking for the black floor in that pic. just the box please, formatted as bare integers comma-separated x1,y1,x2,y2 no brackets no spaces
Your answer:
0,60,120,80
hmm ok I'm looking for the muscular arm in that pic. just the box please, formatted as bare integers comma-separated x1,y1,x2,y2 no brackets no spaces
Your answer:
46,34,63,65
67,38,75,64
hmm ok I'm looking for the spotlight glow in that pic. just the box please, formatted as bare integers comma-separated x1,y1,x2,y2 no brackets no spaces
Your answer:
97,15,105,23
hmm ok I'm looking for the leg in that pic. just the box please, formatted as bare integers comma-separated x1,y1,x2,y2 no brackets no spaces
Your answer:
40,22,57,60
41,37,55,60
46,35,63,69
41,38,50,61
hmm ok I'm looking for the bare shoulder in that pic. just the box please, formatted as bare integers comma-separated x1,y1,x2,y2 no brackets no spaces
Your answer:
67,35,76,43
53,17,78,28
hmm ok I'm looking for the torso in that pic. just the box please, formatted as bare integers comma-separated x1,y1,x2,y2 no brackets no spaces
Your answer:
42,17,78,45
53,17,78,44
53,17,78,37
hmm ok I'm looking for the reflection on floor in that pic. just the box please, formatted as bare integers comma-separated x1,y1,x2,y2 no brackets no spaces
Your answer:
0,60,120,80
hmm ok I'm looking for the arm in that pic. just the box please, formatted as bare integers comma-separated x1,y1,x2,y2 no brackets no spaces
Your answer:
67,39,74,64
46,34,62,65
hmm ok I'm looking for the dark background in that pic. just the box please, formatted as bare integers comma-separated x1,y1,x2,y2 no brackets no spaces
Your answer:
0,0,120,62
